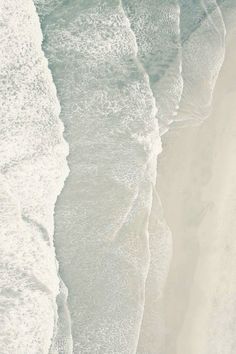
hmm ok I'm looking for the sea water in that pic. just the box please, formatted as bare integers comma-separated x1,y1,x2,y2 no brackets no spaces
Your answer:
37,1,161,352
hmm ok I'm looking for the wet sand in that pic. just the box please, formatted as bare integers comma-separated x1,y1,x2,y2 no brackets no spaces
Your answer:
157,28,236,354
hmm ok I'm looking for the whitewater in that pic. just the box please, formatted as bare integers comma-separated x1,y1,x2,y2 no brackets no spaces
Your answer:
1,0,236,353
0,1,70,353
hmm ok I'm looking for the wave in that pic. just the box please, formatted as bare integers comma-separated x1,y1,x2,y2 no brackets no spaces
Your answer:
35,0,162,353
174,0,226,126
219,0,236,33
122,0,183,135
119,1,181,351
0,1,70,353
122,0,226,132
34,0,230,353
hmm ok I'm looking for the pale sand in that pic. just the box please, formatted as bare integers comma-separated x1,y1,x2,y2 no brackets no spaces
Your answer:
156,29,236,354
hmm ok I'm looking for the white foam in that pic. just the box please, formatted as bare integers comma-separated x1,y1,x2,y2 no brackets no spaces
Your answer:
0,1,69,353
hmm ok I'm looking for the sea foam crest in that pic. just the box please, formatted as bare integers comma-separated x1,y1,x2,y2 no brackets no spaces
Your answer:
0,1,70,353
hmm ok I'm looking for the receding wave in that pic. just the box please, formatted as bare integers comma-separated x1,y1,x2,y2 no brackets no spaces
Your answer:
175,0,226,126
122,0,183,135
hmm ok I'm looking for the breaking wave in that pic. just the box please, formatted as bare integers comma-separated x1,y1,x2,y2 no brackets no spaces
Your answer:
0,1,70,353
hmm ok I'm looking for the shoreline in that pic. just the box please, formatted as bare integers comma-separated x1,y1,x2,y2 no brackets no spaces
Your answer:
156,28,236,354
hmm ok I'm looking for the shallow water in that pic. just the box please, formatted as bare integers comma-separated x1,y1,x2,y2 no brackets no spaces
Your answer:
38,2,161,352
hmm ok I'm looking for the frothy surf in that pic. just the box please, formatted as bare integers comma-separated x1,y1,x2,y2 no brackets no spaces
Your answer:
0,1,70,353
36,1,161,352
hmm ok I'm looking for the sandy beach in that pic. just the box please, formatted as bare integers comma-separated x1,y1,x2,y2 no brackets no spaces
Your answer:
156,28,236,354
